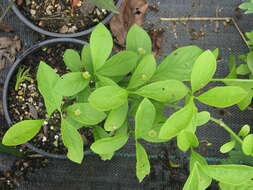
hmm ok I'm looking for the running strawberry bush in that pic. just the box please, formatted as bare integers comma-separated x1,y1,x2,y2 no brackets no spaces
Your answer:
2,23,253,189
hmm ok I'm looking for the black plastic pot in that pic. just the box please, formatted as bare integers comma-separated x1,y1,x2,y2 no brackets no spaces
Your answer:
12,0,123,38
3,38,91,159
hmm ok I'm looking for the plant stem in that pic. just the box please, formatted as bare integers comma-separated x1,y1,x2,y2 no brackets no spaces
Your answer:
211,78,253,83
210,117,243,144
0,0,15,23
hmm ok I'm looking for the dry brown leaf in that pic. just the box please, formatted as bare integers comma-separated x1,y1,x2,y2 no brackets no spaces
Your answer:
0,36,21,71
109,0,149,46
149,28,165,56
70,0,80,8
0,24,13,33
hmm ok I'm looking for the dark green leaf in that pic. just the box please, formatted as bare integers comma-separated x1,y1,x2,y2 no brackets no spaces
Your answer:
90,23,113,70
3,120,44,146
76,88,92,103
66,103,106,125
64,49,82,72
136,142,150,182
196,86,248,108
89,86,128,111
134,80,189,103
54,72,90,96
61,119,84,164
191,50,217,92
0,142,23,157
97,51,138,77
37,61,62,116
128,54,156,89
152,46,203,81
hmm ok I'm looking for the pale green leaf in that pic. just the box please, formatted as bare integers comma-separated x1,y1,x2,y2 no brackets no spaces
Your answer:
64,49,82,72
136,142,150,182
220,141,235,153
242,134,253,155
238,125,251,137
236,64,251,75
247,52,253,73
81,45,93,74
195,111,210,126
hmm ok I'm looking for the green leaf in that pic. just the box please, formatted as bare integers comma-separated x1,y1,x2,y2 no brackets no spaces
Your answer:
81,45,93,74
88,0,118,13
152,46,203,81
66,103,106,125
89,86,128,111
64,49,82,72
76,88,92,103
177,131,199,152
136,142,150,182
142,124,168,143
159,100,196,140
196,86,248,108
61,119,84,164
126,24,152,55
128,54,156,89
64,117,84,130
54,72,90,96
202,164,253,185
219,182,253,190
226,56,237,79
238,125,250,137
2,120,44,146
183,164,212,190
242,134,253,155
37,61,62,116
191,50,217,92
0,142,23,157
248,52,253,74
195,111,210,126
97,51,138,77
213,48,219,59
190,150,208,172
92,126,114,160
104,102,128,131
91,134,129,154
236,64,251,75
134,80,189,103
96,74,118,87
135,98,156,139
222,79,253,89
90,23,113,70
220,141,236,153
237,90,253,110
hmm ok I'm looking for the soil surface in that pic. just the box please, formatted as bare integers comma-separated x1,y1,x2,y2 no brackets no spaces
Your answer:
7,42,93,155
17,0,113,34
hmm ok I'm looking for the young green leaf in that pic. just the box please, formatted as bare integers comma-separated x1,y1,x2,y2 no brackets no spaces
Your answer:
88,0,118,13
191,50,217,92
136,142,150,182
195,111,210,126
219,182,253,190
97,51,138,77
152,46,203,81
226,56,237,79
81,45,93,74
177,131,199,152
61,119,84,164
212,48,219,59
66,103,106,125
159,100,196,140
190,150,208,172
126,24,152,55
135,98,156,139
64,117,84,130
202,164,253,185
104,102,128,131
134,80,189,103
37,61,62,116
247,52,253,74
128,54,156,89
220,141,236,154
54,72,90,96
242,134,253,155
236,64,251,75
96,74,118,87
91,134,129,154
183,164,212,190
237,89,253,110
64,49,82,72
89,86,128,111
90,23,113,70
238,125,250,137
196,86,248,108
2,120,44,146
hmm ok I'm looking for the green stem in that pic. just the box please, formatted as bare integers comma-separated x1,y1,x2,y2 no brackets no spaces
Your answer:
211,78,253,83
210,117,243,144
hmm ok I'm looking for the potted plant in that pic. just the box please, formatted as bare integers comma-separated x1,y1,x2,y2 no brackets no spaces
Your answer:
2,23,253,189
11,0,122,37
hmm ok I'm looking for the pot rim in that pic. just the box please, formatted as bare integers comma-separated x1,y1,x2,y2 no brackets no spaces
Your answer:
3,38,92,159
11,0,123,38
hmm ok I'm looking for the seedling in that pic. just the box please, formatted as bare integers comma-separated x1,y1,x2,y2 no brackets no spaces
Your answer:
15,67,33,91
2,23,253,189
